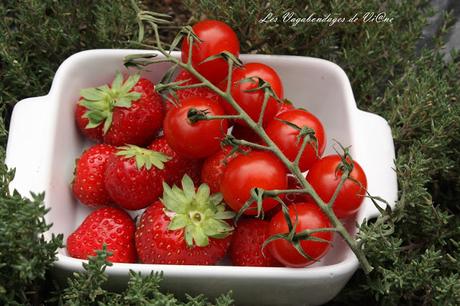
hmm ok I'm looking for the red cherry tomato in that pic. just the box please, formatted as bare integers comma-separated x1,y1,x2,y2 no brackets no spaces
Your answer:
201,146,245,194
265,109,326,172
306,155,367,218
181,20,240,84
220,63,283,127
220,151,287,215
267,203,333,268
164,97,229,159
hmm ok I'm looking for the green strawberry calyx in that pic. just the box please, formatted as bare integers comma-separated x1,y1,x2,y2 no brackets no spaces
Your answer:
162,175,235,247
79,72,142,134
116,145,171,170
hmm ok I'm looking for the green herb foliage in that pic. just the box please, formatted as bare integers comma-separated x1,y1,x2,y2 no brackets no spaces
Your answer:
56,247,233,306
0,151,63,304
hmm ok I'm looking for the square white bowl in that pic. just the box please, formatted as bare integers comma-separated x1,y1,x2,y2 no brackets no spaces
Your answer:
6,49,397,305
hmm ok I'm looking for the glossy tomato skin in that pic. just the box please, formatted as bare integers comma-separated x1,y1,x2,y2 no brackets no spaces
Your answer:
201,146,246,194
220,151,287,215
164,97,229,159
181,20,240,84
306,155,367,218
265,109,326,172
221,63,283,127
268,203,333,268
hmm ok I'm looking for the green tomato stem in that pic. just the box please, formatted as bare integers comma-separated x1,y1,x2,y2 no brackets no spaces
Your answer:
147,27,373,275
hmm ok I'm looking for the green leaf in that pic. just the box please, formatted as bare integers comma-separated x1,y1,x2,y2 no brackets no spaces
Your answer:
116,145,171,170
192,226,209,247
184,225,194,247
196,184,210,205
111,71,124,90
80,88,105,100
181,175,196,200
120,73,141,92
85,120,102,129
102,112,113,134
214,210,235,220
168,214,188,231
160,174,234,248
203,219,232,236
209,193,223,205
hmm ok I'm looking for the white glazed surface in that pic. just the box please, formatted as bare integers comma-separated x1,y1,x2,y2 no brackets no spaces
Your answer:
6,50,397,306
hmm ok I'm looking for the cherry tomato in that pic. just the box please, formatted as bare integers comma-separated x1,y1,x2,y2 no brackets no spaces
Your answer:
181,20,240,84
306,155,367,218
201,146,245,194
267,203,333,268
220,151,287,215
265,109,326,172
220,63,283,127
164,97,229,159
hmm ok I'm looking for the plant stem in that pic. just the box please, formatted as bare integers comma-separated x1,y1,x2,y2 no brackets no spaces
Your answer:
328,171,349,206
263,189,309,196
293,134,310,168
230,138,273,152
201,114,242,121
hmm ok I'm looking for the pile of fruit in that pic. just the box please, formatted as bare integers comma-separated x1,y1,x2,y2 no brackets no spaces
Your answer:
67,20,367,268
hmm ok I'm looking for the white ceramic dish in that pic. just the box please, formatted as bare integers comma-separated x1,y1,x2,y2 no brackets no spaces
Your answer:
6,49,397,305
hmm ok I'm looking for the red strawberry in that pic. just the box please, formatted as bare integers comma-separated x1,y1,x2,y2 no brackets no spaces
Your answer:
72,144,116,207
201,146,245,193
75,72,164,146
230,218,282,267
164,70,221,112
148,136,202,186
135,175,234,265
104,145,171,210
67,207,136,263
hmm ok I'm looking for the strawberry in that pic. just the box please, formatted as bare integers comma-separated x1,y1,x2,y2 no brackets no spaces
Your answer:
164,70,221,112
135,175,234,265
201,146,245,193
67,207,136,263
148,136,202,186
230,218,282,267
75,105,104,142
104,144,171,210
75,72,164,146
72,144,116,207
